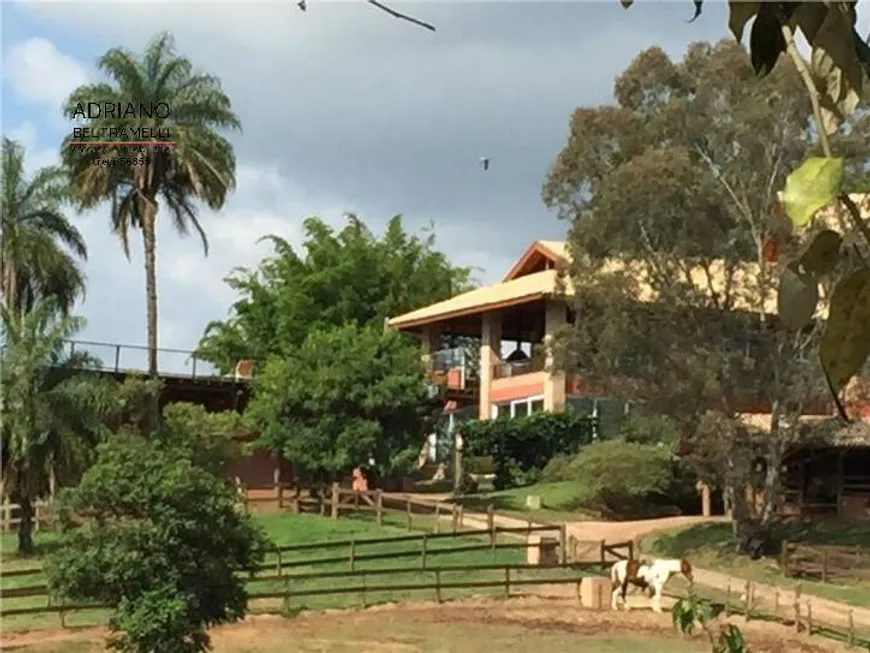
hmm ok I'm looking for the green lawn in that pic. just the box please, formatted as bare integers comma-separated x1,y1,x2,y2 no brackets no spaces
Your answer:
642,519,870,608
1,510,576,630
454,481,596,523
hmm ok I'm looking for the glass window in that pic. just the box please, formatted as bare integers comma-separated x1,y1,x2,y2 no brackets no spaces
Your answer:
513,401,529,417
530,399,544,413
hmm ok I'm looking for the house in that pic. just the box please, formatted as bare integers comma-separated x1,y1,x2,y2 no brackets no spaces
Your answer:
387,197,870,518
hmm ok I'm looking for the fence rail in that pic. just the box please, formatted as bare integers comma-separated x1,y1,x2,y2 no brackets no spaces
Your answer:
780,540,870,583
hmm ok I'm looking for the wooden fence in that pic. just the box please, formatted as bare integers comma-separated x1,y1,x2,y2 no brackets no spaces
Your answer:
780,540,870,583
0,499,53,533
0,528,631,627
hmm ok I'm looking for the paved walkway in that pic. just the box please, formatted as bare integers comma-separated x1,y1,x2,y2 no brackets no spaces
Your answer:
395,493,870,632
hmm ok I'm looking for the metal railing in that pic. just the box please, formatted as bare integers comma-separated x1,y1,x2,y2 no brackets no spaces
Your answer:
63,339,222,379
492,355,546,380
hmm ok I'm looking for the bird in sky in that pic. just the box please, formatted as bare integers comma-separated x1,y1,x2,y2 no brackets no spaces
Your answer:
480,157,490,171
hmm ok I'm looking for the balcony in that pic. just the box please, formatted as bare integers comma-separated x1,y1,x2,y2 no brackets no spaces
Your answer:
493,355,545,379
427,347,478,394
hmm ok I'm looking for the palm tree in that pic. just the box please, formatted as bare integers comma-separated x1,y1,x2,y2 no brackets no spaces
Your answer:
1,137,87,316
1,299,117,556
61,32,241,376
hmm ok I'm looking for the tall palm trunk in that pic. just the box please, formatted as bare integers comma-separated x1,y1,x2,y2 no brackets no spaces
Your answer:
142,203,159,377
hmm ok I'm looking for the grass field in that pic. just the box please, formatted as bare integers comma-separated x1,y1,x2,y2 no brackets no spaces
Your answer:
0,509,578,631
453,481,595,523
643,518,870,608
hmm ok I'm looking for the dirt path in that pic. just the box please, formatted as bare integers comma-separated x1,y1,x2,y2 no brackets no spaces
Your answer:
396,494,870,633
0,595,850,653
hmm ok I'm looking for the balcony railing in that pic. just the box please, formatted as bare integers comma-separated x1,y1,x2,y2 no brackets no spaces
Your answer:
493,355,546,380
427,347,478,391
62,339,223,379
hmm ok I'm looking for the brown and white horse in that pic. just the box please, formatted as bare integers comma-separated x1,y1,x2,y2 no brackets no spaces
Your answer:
610,557,693,613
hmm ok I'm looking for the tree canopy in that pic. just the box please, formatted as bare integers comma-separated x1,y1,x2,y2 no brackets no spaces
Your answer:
1,137,87,316
47,429,266,653
0,299,116,555
244,323,440,481
543,40,863,550
62,32,241,376
196,214,473,373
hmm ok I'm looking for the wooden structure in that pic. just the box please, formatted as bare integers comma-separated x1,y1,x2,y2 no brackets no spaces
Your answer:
781,420,870,519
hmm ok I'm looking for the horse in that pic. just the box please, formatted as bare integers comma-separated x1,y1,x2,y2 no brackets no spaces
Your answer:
610,557,693,613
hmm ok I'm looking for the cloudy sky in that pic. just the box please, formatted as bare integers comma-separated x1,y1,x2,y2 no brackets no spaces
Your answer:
3,1,866,374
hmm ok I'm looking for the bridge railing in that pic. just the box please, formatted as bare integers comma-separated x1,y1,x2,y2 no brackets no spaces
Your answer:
64,340,223,379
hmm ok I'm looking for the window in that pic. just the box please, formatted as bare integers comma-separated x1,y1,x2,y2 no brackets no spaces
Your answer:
530,399,544,413
514,401,529,417
506,396,544,418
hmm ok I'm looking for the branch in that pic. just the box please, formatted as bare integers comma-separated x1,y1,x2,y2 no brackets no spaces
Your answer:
367,0,436,31
779,20,832,158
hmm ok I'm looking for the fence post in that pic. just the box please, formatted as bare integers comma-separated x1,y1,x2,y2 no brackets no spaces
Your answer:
376,489,383,526
434,503,441,533
627,539,634,561
743,580,751,622
504,567,511,598
276,549,282,575
406,499,412,530
822,547,828,583
435,569,442,603
421,534,428,569
725,584,731,617
559,524,567,565
350,538,356,571
331,483,340,519
487,505,495,548
458,505,464,530
276,482,283,510
599,540,606,571
849,609,855,646
793,584,802,633
34,501,41,533
806,598,813,635
451,505,458,533
781,540,790,575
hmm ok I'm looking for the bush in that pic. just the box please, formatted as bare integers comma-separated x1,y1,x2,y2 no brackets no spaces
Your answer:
566,440,675,518
462,411,597,489
541,453,574,482
46,432,268,653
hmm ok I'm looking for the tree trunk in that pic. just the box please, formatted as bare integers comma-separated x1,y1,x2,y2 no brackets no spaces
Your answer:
13,493,36,557
142,205,159,377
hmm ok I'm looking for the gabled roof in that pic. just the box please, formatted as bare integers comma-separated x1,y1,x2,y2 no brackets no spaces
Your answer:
502,240,570,281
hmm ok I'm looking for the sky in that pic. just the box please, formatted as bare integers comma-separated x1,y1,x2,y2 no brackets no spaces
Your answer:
2,1,867,374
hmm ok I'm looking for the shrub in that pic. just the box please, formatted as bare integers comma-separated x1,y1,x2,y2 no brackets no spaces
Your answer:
541,453,574,482
566,440,674,518
46,432,268,653
462,411,596,489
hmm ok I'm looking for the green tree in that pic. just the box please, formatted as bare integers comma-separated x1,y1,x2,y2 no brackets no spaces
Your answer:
0,299,115,555
621,1,870,416
245,323,440,482
160,402,243,476
61,32,241,376
46,430,267,653
196,214,473,373
1,137,87,316
543,41,856,550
